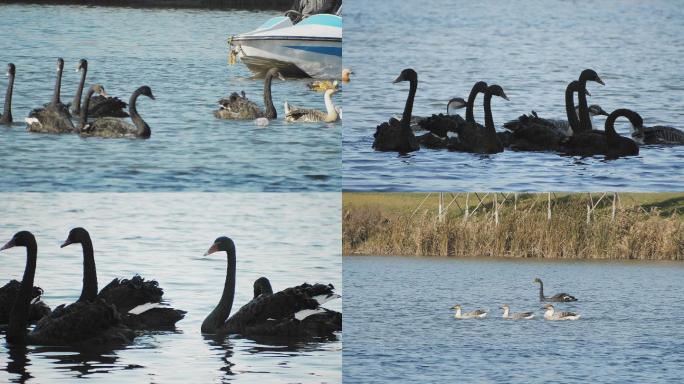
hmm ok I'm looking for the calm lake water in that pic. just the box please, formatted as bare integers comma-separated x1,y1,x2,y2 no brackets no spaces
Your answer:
344,256,684,383
0,193,341,383
0,5,341,192
342,0,684,191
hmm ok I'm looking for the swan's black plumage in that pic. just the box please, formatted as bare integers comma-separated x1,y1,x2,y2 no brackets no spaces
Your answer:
60,227,185,329
447,84,507,154
534,278,577,302
80,86,155,138
71,59,129,118
0,63,15,124
253,277,274,298
576,69,605,133
215,67,283,120
26,58,75,133
0,280,50,325
372,69,420,153
561,108,640,158
202,237,341,340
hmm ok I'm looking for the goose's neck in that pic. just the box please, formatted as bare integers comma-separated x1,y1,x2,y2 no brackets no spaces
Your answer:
483,92,496,133
129,90,151,138
577,81,591,133
502,307,510,318
465,87,481,123
1,72,14,123
77,235,98,303
79,88,95,129
401,78,417,130
202,248,236,333
454,308,461,317
51,68,63,107
565,87,579,133
263,74,277,119
324,92,338,122
7,238,37,345
72,68,87,115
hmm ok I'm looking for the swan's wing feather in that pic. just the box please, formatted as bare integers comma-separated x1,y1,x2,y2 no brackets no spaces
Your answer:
89,95,129,118
26,105,75,133
97,275,163,313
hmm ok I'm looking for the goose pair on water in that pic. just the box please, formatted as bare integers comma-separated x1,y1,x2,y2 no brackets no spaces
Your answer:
15,58,154,138
450,305,535,320
214,67,340,124
0,230,340,346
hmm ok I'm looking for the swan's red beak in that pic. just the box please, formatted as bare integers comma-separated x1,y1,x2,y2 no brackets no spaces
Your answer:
0,238,16,251
60,239,73,248
204,242,220,256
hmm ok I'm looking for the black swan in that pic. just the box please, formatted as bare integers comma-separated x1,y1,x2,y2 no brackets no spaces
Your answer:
502,81,589,151
214,67,284,120
202,236,341,340
561,108,640,158
253,277,274,298
80,85,155,139
447,84,507,154
60,227,185,329
70,59,128,118
0,280,50,325
413,97,467,148
26,58,75,133
534,278,577,302
0,63,15,124
284,88,340,122
1,231,134,346
372,68,420,153
416,81,488,140
631,123,684,145
576,69,605,133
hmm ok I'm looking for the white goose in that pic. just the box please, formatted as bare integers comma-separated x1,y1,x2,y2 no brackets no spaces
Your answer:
541,304,581,321
500,304,535,320
451,305,487,319
284,89,339,123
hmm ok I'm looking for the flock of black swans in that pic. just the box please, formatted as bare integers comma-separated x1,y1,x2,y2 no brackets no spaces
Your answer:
373,68,684,159
0,229,341,348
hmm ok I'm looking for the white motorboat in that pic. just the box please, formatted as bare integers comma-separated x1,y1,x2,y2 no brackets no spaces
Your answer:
229,13,342,79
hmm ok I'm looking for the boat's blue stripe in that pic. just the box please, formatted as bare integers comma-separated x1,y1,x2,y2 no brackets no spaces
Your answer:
285,46,342,57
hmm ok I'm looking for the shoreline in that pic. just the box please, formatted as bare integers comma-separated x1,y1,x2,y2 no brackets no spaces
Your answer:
0,0,293,10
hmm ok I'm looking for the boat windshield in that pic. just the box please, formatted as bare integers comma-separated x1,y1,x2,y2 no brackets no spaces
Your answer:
298,14,342,28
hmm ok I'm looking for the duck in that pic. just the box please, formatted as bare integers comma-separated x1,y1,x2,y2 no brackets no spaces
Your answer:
307,79,339,92
1,231,134,347
79,85,155,139
447,84,508,154
70,59,128,118
372,68,420,153
0,63,15,124
451,305,487,319
561,108,640,159
25,58,75,134
534,278,577,302
201,236,342,340
500,304,534,320
214,67,284,120
541,304,581,321
284,88,340,122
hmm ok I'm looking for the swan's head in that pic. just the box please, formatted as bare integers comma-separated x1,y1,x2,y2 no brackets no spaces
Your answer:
0,231,35,251
77,59,88,72
90,84,109,98
533,278,542,284
342,68,353,82
205,236,236,256
138,86,156,100
487,85,509,101
266,68,286,81
393,68,417,84
60,227,91,248
450,305,461,310
253,276,273,298
471,81,488,95
588,104,609,117
446,97,467,115
56,57,64,72
7,63,15,77
579,69,604,86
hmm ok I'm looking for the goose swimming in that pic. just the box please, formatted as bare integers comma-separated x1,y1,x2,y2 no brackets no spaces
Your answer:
631,123,684,145
214,67,284,120
451,305,487,319
372,68,420,153
284,88,340,122
0,63,15,124
534,278,577,302
541,304,580,321
500,304,534,320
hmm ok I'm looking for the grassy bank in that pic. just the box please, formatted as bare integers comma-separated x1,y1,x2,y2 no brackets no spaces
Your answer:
343,193,684,261
1,0,293,10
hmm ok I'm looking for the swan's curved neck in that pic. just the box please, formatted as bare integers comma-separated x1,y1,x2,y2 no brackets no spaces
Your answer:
202,248,236,333
401,78,417,130
483,92,496,133
72,67,87,115
129,90,151,138
565,86,579,133
80,88,95,129
77,235,98,303
577,81,591,133
51,68,63,107
0,72,14,123
604,113,620,139
465,87,482,123
263,74,277,119
8,239,37,345
324,92,338,121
